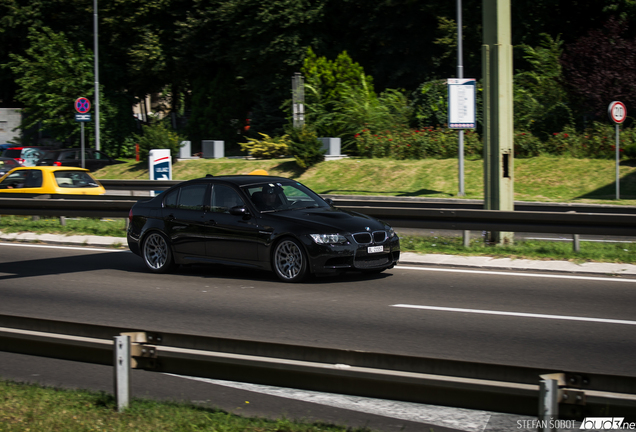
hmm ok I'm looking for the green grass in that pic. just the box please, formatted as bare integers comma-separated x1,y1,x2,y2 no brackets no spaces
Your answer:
97,156,636,205
0,379,374,432
0,216,127,238
399,234,636,264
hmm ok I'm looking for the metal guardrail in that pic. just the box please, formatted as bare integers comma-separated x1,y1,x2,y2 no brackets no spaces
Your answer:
1,313,635,417
1,196,635,237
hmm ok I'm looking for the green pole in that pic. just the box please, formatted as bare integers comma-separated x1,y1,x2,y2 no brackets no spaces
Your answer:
482,0,514,244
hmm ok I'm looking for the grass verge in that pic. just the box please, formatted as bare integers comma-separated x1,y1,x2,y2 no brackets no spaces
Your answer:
96,156,636,206
0,379,373,432
400,234,636,264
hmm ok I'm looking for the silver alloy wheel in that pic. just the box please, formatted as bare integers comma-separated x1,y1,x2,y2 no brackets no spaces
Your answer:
143,232,169,271
274,239,304,280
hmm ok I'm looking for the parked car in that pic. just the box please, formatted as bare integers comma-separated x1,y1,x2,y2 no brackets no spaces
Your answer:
0,157,23,177
36,148,123,171
1,146,49,167
127,175,400,282
0,166,105,195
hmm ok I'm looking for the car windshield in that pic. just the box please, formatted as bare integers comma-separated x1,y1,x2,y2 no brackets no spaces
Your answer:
54,171,100,188
243,181,329,212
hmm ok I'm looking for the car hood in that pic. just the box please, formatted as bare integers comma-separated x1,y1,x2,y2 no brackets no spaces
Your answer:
266,206,388,233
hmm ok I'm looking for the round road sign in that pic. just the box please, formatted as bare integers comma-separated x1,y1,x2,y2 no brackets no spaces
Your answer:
75,97,91,114
608,101,627,124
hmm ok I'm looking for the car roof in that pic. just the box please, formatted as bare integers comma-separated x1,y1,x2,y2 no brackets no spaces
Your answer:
185,175,293,187
9,166,91,173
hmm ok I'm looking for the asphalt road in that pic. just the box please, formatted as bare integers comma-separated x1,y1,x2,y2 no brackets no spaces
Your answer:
1,242,635,431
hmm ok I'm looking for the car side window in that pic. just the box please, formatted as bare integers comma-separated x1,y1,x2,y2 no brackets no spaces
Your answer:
23,170,43,188
163,189,179,209
0,170,28,189
210,185,244,213
177,184,207,211
62,151,78,160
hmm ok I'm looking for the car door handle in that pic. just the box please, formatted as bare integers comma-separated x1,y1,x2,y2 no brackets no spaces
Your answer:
206,219,217,226
167,213,175,221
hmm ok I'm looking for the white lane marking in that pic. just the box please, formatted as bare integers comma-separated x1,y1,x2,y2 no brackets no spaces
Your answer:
0,242,130,253
396,265,636,283
166,374,526,432
392,304,636,326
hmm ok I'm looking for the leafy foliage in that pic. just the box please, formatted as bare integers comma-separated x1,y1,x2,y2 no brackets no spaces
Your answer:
239,133,289,159
133,120,184,161
286,125,324,169
5,27,100,145
514,34,572,139
562,17,636,122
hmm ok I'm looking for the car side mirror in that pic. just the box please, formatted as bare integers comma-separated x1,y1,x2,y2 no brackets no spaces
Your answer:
229,205,250,216
325,198,334,206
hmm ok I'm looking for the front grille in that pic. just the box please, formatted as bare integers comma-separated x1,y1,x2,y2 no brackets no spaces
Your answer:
353,231,387,244
354,255,390,269
373,231,387,243
353,232,372,244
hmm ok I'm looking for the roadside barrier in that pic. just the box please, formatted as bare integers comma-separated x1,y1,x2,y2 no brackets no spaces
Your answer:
1,313,635,416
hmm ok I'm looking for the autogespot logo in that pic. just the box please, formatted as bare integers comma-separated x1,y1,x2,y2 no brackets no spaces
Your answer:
580,418,636,430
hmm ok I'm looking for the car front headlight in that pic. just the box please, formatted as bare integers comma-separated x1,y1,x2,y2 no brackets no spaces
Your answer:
387,227,396,238
310,233,347,244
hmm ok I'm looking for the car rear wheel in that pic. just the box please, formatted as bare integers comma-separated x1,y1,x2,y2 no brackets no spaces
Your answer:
142,231,174,273
273,238,308,283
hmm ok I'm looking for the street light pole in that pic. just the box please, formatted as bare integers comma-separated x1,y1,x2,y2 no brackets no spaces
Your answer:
94,0,100,151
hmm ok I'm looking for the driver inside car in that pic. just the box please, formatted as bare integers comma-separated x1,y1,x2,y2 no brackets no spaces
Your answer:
261,184,285,210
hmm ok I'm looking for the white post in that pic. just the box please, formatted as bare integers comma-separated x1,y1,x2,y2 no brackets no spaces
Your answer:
539,378,558,432
114,335,130,412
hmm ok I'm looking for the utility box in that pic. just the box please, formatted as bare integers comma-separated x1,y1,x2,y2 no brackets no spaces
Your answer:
179,141,192,159
319,137,341,157
202,140,224,159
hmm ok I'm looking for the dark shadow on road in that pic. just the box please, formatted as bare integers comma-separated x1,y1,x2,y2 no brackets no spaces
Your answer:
0,246,394,286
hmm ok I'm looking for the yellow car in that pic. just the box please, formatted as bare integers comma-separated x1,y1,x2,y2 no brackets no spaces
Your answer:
0,166,106,195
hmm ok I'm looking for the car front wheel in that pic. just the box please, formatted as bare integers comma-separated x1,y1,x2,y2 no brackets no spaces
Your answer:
142,231,174,273
273,238,308,283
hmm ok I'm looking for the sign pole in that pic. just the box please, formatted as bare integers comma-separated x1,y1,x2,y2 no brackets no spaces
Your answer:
616,123,620,200
608,101,626,200
81,123,85,168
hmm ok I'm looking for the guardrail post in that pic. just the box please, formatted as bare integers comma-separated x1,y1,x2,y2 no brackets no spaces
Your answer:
539,378,558,432
59,216,66,226
463,230,470,247
573,234,580,253
114,335,131,412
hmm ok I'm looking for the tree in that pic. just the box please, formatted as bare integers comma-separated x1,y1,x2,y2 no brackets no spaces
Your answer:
514,34,572,138
562,17,636,124
5,27,102,145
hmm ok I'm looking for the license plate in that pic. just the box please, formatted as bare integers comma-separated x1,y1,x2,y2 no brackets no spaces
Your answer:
368,245,384,253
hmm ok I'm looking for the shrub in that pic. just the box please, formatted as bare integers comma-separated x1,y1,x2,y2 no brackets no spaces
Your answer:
514,130,544,157
287,125,325,169
354,127,482,160
134,121,183,162
239,133,289,159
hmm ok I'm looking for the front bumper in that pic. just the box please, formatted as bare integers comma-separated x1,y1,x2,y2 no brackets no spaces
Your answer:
305,234,400,274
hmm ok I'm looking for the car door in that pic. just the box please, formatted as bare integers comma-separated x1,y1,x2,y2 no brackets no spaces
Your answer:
203,184,260,262
161,183,209,257
59,150,81,168
84,149,112,171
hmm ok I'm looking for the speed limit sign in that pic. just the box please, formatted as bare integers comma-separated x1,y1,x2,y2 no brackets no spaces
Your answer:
608,101,627,124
